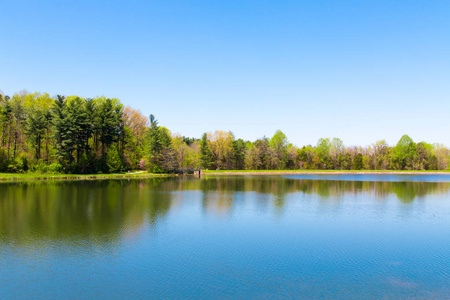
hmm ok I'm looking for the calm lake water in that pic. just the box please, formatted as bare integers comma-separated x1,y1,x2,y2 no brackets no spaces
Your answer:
1,175,450,299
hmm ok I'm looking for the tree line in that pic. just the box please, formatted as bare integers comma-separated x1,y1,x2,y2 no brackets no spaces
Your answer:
0,90,449,174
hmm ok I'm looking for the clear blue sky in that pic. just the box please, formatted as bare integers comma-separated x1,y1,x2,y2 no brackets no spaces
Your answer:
1,0,449,147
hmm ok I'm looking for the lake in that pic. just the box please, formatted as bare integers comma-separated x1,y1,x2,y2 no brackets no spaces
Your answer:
1,175,449,299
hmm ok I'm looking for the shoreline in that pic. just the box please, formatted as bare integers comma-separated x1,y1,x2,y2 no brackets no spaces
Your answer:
204,171,450,176
1,170,450,182
0,172,172,182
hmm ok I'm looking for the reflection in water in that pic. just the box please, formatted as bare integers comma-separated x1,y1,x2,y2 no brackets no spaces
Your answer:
0,179,172,244
1,176,449,242
1,176,450,299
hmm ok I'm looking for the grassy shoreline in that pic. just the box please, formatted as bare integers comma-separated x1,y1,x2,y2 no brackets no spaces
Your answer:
0,172,172,182
2,169,450,182
204,170,450,175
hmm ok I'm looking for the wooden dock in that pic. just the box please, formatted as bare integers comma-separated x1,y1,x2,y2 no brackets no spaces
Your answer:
172,168,202,177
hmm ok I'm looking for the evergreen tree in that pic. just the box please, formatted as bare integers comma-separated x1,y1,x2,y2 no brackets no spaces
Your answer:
106,144,123,173
95,98,123,156
352,153,363,170
10,95,26,159
232,138,246,170
65,97,91,164
199,133,213,169
158,128,177,172
147,115,177,172
26,109,46,159
1,97,12,148
52,95,76,166
147,114,161,172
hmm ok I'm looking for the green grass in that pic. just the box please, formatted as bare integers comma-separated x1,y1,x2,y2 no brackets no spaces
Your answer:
204,169,450,173
2,169,449,181
0,172,171,181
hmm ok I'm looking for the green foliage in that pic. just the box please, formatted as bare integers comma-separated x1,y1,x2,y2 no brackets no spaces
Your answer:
352,153,364,170
26,107,46,159
146,116,177,172
106,144,124,173
28,161,62,174
232,138,246,170
270,130,288,150
269,130,288,169
2,89,450,174
47,163,63,173
316,138,332,169
52,95,75,165
0,148,8,171
199,133,214,169
183,136,198,145
245,138,271,170
95,97,123,155
151,165,164,174
391,135,417,170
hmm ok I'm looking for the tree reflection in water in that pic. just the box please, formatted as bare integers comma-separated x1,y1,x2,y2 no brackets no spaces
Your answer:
0,176,448,244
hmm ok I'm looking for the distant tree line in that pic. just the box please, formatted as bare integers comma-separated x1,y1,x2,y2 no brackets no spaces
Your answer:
0,90,449,174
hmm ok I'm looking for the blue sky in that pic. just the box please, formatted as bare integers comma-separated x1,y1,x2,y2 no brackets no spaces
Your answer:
1,0,449,147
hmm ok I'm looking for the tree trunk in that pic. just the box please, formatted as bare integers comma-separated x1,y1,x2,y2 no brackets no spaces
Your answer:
1,125,6,147
36,137,39,160
7,118,12,159
94,135,98,154
121,123,125,156
13,130,17,159
46,126,49,162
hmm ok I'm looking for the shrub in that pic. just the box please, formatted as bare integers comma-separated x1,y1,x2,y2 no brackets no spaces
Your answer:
106,145,123,173
0,148,8,172
139,158,147,170
47,163,63,174
15,154,29,172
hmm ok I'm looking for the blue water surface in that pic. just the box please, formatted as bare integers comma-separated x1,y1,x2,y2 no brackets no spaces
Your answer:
0,175,449,299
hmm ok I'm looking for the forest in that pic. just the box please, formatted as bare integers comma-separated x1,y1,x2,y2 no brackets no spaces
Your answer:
0,90,449,174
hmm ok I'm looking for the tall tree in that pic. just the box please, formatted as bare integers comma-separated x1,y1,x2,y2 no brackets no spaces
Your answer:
123,106,149,146
269,130,288,169
391,135,416,170
52,95,76,166
26,109,46,160
1,96,12,148
147,115,176,172
330,138,345,169
65,97,91,163
95,97,123,156
316,138,331,169
232,138,246,170
10,94,26,159
208,131,233,170
199,132,214,169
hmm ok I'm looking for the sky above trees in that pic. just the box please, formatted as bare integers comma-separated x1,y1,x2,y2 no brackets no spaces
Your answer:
1,0,449,147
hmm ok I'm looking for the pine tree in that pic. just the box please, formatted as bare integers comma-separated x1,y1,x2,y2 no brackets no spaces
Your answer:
199,133,213,169
146,115,177,172
52,95,76,166
96,98,122,156
106,144,123,173
66,97,88,164
26,109,46,160
352,153,364,170
232,138,246,170
1,97,12,148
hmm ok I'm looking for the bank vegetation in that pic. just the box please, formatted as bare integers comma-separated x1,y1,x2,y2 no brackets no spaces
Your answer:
0,90,449,175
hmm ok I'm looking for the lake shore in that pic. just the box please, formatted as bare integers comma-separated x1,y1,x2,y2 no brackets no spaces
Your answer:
0,172,172,182
204,170,450,176
2,170,450,182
